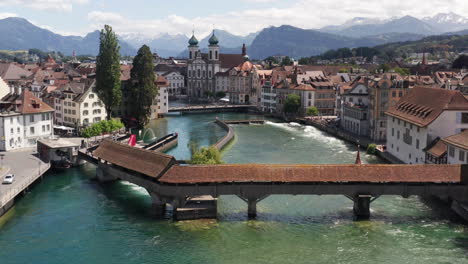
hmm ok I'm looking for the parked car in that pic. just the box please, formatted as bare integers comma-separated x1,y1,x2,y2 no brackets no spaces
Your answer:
2,174,15,184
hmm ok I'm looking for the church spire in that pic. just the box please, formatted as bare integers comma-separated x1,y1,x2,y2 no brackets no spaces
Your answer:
242,43,247,56
355,145,362,165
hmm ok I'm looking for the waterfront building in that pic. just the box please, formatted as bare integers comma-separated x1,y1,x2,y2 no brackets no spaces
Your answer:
340,81,370,136
47,79,106,128
386,87,468,164
186,31,244,99
300,71,336,115
226,59,260,105
424,136,448,164
151,76,170,119
275,79,315,115
0,90,54,151
161,71,185,96
442,130,468,165
368,73,411,142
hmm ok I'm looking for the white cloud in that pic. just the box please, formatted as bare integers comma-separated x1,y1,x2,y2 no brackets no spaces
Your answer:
0,13,18,19
85,0,468,38
0,0,89,12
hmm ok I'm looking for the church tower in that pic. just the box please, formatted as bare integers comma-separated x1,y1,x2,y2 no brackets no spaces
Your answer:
208,30,219,61
188,32,199,60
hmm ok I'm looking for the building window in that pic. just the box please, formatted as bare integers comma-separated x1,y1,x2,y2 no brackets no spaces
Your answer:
449,146,455,157
89,94,94,99
30,127,35,135
460,150,465,162
84,103,88,108
462,113,468,124
10,128,13,134
397,130,400,140
30,115,34,122
42,125,45,133
392,128,395,137
416,139,420,149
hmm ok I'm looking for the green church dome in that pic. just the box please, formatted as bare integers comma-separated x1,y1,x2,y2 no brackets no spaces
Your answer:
188,34,199,46
208,31,219,46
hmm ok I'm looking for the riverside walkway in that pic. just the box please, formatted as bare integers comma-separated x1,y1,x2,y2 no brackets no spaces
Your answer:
168,104,256,113
0,150,51,216
80,139,468,220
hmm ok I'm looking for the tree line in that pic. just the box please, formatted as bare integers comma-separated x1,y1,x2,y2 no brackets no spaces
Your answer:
95,25,158,130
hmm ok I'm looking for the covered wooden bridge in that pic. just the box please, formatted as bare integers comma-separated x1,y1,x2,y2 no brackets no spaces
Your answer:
80,140,468,220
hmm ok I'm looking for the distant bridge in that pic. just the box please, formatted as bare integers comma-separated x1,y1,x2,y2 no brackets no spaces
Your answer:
78,140,468,220
167,105,257,113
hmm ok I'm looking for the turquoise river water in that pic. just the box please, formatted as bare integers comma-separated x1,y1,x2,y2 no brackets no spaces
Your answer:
0,112,467,264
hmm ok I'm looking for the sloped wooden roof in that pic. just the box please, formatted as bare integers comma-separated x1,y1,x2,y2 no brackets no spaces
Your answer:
159,164,464,184
93,140,176,178
442,130,468,150
386,87,468,127
426,140,447,158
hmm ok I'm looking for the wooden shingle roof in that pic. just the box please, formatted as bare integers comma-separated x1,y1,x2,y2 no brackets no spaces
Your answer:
386,87,468,127
93,140,176,178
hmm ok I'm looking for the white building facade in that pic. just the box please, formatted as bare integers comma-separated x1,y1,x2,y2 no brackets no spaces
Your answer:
0,90,54,151
386,87,468,164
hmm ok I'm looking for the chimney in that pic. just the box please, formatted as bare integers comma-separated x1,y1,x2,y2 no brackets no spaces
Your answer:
242,43,247,57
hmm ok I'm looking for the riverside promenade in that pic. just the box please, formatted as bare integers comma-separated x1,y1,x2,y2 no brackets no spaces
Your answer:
296,117,404,164
0,149,51,216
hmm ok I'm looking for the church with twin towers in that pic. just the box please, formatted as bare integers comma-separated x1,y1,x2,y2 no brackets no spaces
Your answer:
186,30,254,103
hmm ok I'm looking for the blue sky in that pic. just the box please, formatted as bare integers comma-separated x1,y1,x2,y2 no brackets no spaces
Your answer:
0,0,467,38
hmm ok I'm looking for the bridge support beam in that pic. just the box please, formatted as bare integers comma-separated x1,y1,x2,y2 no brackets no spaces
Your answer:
353,195,371,220
247,199,257,219
238,195,269,219
96,163,118,182
149,192,167,218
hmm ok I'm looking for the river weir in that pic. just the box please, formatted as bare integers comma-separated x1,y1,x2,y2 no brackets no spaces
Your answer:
0,112,467,264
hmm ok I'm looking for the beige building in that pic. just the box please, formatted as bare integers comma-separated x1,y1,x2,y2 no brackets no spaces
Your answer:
151,76,170,119
48,80,106,128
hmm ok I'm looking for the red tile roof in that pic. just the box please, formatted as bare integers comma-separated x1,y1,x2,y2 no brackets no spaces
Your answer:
426,140,447,157
442,130,468,150
93,140,176,178
0,90,54,114
219,54,245,69
159,164,463,184
386,87,468,127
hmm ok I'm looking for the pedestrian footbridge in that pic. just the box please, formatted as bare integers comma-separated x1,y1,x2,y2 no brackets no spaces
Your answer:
79,140,468,220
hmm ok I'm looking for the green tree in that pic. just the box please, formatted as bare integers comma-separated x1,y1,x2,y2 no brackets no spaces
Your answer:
367,144,377,155
127,45,157,129
265,56,279,64
109,119,124,132
453,54,468,69
378,64,391,73
306,106,319,116
95,25,122,121
394,67,410,76
189,143,224,165
215,91,226,99
284,94,301,114
281,56,293,66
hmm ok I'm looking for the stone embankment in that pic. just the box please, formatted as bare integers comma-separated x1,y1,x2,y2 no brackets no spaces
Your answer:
214,119,235,151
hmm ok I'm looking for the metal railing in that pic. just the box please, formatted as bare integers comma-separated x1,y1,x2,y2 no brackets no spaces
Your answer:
0,163,51,207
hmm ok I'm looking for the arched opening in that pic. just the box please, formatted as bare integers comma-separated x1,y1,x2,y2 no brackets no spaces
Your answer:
245,95,250,104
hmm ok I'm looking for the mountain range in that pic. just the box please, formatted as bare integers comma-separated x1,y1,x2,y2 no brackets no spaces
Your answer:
0,17,136,56
0,12,467,59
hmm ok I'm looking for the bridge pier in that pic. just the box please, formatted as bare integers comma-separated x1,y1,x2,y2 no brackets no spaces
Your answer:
149,192,167,217
353,195,371,220
238,195,269,219
96,162,118,182
248,199,257,219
